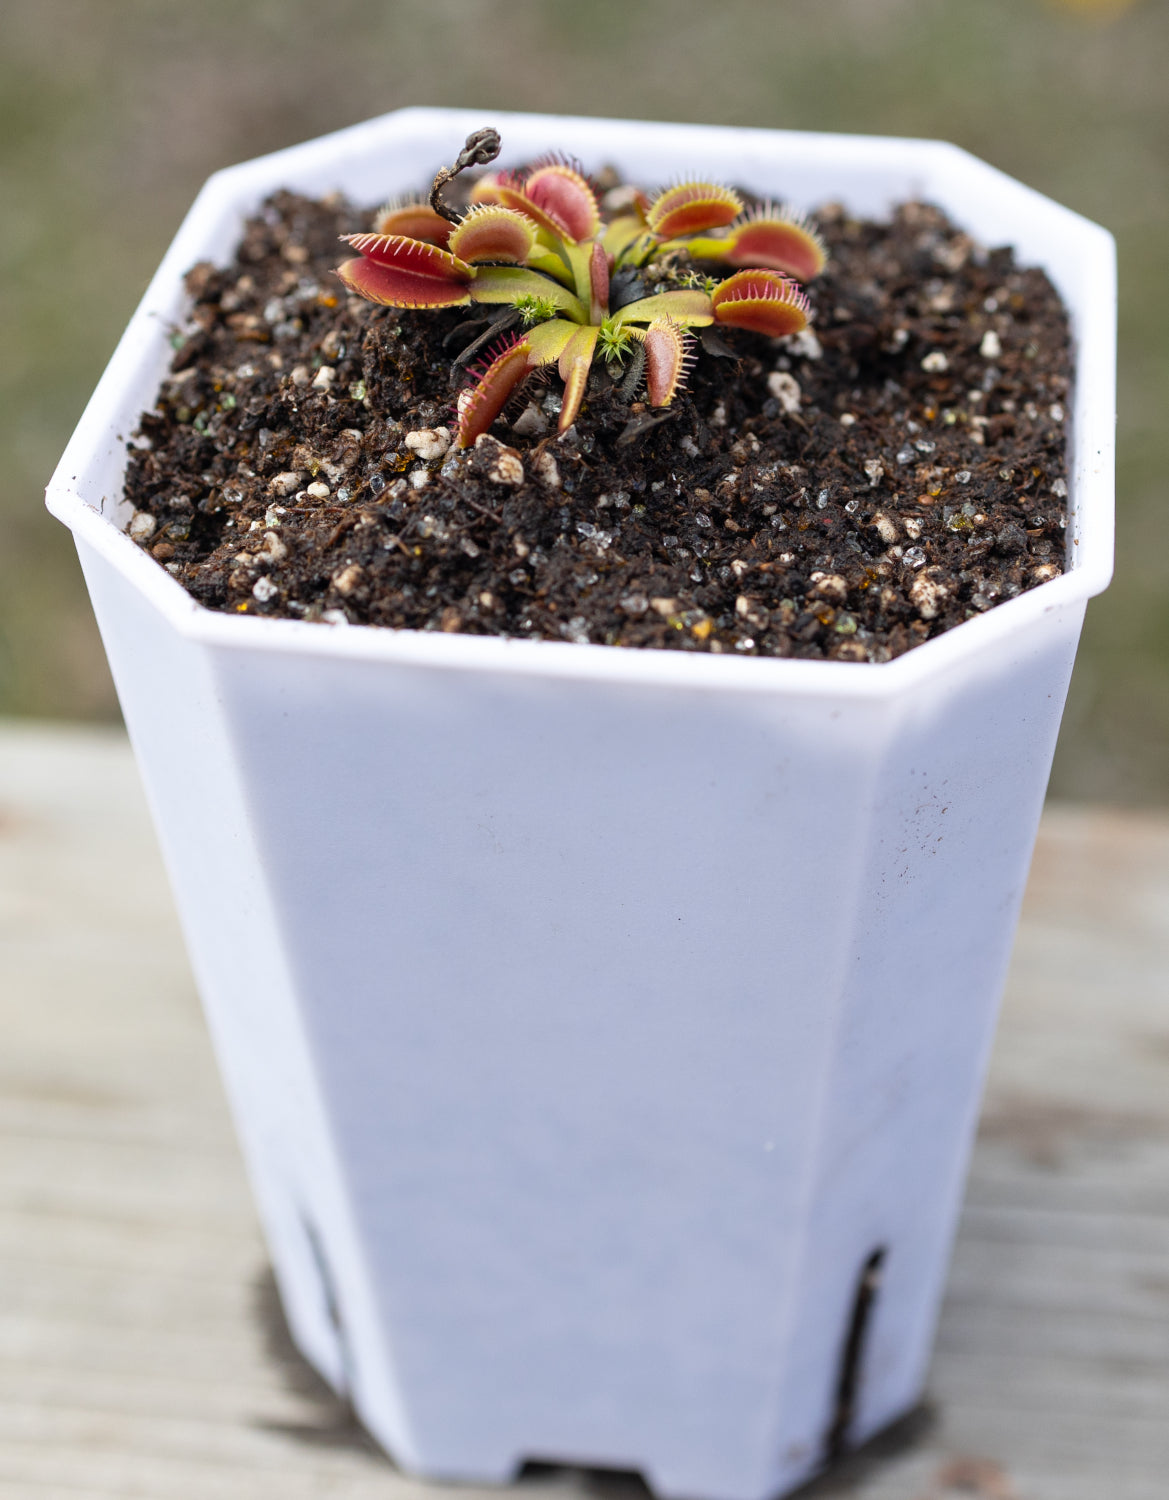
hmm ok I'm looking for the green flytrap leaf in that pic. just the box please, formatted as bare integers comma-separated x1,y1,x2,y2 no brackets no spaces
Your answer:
468,266,587,318
610,289,715,329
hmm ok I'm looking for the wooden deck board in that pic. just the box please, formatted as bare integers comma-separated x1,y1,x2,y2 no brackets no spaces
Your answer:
3,721,1168,1500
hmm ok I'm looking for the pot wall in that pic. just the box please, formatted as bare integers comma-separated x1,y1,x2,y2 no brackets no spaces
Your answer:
76,532,1084,1500
50,110,1114,1500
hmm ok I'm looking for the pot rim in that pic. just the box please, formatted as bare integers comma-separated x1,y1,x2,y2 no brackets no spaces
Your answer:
47,107,1116,701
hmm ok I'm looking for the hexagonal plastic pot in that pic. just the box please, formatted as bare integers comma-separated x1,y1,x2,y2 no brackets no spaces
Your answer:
47,109,1114,1500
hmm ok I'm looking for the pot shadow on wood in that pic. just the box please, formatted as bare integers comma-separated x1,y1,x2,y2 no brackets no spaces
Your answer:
251,1263,384,1457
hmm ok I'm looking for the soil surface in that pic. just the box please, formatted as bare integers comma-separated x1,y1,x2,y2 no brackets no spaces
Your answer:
124,185,1071,661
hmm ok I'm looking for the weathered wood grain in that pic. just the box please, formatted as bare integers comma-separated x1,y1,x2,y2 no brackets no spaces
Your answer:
2,723,1167,1500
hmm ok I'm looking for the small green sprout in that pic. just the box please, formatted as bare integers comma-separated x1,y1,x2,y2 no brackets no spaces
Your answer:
514,293,562,326
337,130,827,447
596,318,636,364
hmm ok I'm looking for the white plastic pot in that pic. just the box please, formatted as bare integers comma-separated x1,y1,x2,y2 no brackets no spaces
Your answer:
47,109,1115,1500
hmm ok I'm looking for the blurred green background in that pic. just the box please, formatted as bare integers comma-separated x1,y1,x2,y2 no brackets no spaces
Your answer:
3,0,1165,801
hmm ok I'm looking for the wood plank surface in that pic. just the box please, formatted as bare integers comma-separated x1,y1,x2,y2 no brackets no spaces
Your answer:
2,722,1167,1500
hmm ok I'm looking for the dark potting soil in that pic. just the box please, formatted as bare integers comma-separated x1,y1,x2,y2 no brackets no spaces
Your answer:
123,186,1072,662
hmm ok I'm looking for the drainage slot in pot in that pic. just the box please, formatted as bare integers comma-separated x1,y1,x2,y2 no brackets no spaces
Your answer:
825,1245,886,1464
517,1460,653,1499
302,1214,354,1396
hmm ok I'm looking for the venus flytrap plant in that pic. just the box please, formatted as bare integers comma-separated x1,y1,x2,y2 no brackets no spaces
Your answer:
337,131,826,448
